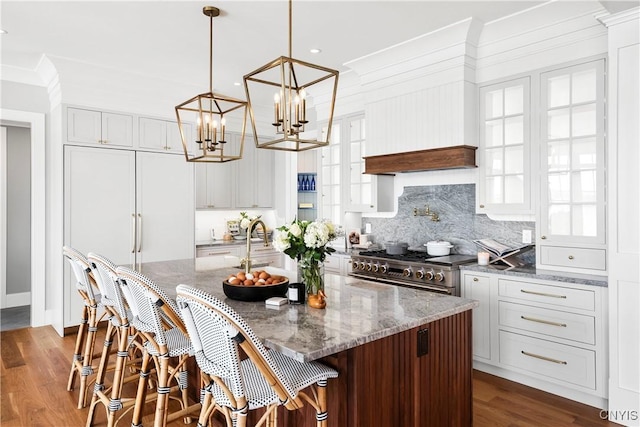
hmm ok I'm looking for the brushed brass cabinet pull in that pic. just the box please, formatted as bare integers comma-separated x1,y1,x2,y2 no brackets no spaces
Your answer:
541,235,547,239
568,255,574,260
479,204,485,208
521,350,567,365
136,214,142,252
473,277,479,281
131,214,136,253
521,289,567,299
521,315,567,327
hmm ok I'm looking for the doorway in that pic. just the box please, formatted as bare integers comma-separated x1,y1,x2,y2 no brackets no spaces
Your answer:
0,109,46,328
0,125,31,330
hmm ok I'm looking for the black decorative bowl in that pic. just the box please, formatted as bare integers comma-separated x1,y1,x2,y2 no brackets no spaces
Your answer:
223,279,289,302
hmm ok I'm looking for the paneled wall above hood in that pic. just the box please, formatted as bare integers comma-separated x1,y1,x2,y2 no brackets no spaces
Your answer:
363,145,477,175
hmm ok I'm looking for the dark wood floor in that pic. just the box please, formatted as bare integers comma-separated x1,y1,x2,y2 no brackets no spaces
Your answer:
1,325,619,426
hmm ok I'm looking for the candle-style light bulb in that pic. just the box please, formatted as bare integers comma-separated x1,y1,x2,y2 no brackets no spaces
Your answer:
220,117,226,143
273,93,280,126
204,115,211,141
196,116,203,143
299,88,307,123
293,94,301,128
212,120,218,146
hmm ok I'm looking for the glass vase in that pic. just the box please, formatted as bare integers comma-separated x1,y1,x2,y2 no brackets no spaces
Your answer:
298,261,326,309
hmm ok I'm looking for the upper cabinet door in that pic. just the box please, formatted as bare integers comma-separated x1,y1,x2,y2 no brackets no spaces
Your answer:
539,60,606,246
139,117,192,154
477,77,532,214
66,107,133,147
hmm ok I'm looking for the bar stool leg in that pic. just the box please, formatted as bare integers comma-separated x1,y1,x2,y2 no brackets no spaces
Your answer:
131,347,153,427
85,320,126,427
68,305,89,393
78,304,99,408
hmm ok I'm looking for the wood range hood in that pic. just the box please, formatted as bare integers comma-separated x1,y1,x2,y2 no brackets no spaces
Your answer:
363,145,477,175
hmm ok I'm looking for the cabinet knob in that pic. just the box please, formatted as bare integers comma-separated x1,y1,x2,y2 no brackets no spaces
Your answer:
473,277,479,282
540,235,547,239
479,204,485,208
568,255,574,260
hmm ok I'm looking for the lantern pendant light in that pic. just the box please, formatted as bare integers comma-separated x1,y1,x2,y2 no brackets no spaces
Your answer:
243,0,339,152
175,6,247,162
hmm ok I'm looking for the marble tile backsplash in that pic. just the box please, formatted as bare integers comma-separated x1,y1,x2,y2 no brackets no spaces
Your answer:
362,184,536,264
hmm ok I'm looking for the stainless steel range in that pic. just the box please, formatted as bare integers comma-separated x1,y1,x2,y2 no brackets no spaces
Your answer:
349,250,477,296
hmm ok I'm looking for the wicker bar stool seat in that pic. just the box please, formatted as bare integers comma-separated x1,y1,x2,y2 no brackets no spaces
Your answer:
63,246,117,409
176,284,338,427
116,266,201,427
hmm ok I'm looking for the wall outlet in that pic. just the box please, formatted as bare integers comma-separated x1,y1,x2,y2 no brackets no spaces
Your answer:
522,229,532,244
365,223,372,234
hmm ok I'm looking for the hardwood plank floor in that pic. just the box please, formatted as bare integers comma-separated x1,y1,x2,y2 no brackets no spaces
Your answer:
0,325,620,426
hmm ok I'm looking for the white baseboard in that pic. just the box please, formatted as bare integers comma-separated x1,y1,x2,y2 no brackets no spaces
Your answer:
1,291,31,308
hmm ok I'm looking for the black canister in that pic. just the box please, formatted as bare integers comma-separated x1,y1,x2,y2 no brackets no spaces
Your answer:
287,282,305,304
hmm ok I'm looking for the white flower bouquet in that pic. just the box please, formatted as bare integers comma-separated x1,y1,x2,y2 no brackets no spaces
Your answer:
273,218,338,298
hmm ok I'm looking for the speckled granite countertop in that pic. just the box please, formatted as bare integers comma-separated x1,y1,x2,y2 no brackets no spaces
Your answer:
137,259,478,363
460,264,608,287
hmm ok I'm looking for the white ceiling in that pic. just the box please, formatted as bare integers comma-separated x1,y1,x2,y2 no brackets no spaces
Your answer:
1,0,636,102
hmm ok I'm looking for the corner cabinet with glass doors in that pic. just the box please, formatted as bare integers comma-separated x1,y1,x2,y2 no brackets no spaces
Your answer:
538,59,606,274
318,114,392,225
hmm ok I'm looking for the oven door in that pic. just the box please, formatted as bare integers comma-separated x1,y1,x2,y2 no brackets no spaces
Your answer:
349,271,458,296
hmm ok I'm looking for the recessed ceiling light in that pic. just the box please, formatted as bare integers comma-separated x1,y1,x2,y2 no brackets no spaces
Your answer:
310,48,322,54
233,82,241,86
0,29,7,35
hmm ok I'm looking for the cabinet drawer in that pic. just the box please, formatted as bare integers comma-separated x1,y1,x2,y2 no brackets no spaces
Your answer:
499,331,596,389
540,246,606,271
196,247,240,258
324,255,341,273
498,279,595,311
499,301,595,344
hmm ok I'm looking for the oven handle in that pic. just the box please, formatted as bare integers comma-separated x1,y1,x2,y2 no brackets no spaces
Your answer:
348,273,454,295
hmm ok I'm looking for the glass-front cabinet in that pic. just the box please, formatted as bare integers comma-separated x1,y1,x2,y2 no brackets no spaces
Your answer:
478,77,532,214
538,59,606,273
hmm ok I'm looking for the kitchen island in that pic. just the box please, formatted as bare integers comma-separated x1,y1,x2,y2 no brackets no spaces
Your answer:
139,259,478,427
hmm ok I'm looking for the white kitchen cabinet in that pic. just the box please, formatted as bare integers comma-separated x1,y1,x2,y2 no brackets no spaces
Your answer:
235,136,274,209
196,245,243,259
195,160,236,209
461,269,607,408
138,117,193,154
603,10,640,423
461,272,493,361
196,133,274,210
318,114,392,223
537,59,606,275
477,77,532,214
64,146,194,327
325,252,353,276
66,106,133,148
249,244,283,269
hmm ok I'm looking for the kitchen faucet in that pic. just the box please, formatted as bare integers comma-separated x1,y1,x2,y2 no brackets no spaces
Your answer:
241,218,269,274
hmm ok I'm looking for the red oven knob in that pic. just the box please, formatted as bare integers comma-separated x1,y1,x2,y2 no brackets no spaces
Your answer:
435,271,445,282
425,269,435,280
415,269,425,279
380,264,388,274
402,267,413,278
372,263,380,272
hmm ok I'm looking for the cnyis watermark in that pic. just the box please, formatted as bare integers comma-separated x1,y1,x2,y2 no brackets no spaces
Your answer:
600,409,639,422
